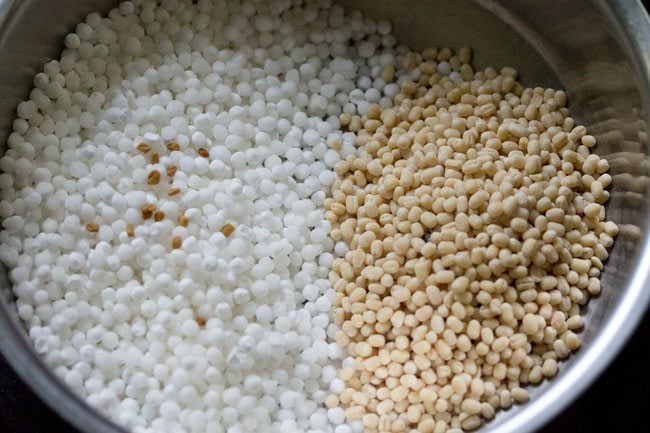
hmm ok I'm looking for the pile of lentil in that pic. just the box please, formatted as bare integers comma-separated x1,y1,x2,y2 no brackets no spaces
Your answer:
0,0,617,433
326,48,617,432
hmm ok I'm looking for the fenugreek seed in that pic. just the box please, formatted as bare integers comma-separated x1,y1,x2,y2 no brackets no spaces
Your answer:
151,151,159,164
167,187,180,196
86,223,99,232
178,215,188,227
126,224,134,237
154,210,165,222
140,204,155,219
136,142,151,153
220,223,235,237
198,148,209,157
147,169,161,185
195,316,207,326
172,236,182,249
166,142,180,151
166,165,177,177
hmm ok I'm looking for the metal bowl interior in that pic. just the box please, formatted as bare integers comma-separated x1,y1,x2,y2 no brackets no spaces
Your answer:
0,1,649,433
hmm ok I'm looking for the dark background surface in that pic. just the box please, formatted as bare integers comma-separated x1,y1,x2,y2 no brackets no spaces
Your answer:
2,2,650,433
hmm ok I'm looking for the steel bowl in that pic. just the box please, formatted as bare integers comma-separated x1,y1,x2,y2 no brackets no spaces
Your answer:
1,1,649,432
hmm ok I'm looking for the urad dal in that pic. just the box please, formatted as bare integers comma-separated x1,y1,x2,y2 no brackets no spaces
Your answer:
326,46,617,432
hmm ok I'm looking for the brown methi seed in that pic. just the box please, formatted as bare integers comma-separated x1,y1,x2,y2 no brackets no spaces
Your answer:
172,235,182,249
86,223,99,232
178,215,188,227
195,316,207,326
198,148,209,157
126,224,134,237
220,223,235,237
151,151,159,164
167,187,181,196
166,165,177,177
166,142,180,151
136,143,151,153
147,170,161,185
140,204,156,219
154,210,165,221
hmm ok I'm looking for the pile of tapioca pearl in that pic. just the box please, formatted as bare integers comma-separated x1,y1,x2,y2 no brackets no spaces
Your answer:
325,46,617,432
